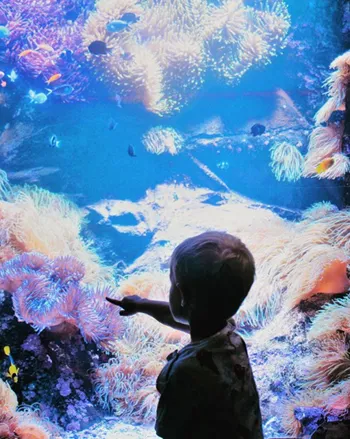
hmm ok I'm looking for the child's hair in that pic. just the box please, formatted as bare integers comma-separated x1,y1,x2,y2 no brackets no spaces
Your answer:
170,231,255,320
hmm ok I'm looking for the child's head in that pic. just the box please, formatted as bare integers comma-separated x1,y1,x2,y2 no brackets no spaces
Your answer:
169,231,255,324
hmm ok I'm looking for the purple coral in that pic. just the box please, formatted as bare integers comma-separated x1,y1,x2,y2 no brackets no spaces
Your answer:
0,252,122,350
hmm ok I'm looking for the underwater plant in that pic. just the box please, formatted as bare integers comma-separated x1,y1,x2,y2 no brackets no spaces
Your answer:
142,127,184,155
83,0,290,115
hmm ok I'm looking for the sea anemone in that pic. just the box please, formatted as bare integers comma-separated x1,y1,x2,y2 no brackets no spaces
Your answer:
83,0,290,115
143,127,184,155
270,141,304,182
308,295,350,340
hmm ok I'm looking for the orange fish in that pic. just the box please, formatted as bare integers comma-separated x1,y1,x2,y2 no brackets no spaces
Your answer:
36,43,54,52
46,73,62,84
316,157,334,174
1,80,6,88
19,49,38,58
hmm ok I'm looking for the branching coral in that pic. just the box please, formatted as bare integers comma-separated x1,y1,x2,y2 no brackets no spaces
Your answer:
269,141,304,181
303,50,350,179
142,127,184,155
83,0,290,115
0,378,51,439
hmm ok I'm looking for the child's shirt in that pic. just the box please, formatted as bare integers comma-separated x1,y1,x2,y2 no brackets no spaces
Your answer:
155,319,263,439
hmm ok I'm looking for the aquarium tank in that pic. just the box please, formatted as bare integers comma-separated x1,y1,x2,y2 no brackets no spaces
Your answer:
0,0,349,438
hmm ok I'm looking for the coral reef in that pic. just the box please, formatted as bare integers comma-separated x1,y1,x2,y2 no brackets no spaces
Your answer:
83,0,290,115
303,50,350,179
88,183,350,434
0,378,52,438
0,172,113,283
0,0,95,102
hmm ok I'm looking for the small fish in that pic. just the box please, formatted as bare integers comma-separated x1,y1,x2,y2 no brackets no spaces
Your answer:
46,73,62,84
49,135,60,148
4,346,19,384
120,12,139,24
88,40,111,55
8,70,18,82
316,157,334,174
1,80,6,88
36,43,55,52
28,90,49,104
47,84,74,96
106,20,129,33
251,123,266,136
19,49,37,58
0,25,9,39
128,144,136,157
60,49,73,62
0,71,4,79
108,118,117,131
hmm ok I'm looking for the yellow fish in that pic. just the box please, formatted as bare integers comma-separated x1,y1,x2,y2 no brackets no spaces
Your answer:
18,49,37,58
36,43,54,52
46,73,62,84
316,157,334,174
4,346,19,383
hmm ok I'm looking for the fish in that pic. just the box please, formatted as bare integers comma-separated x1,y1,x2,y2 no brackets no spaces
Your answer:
128,144,136,157
1,80,6,88
8,70,18,82
120,12,140,23
4,346,19,384
251,123,266,136
46,73,62,84
47,84,74,96
49,135,60,148
88,40,111,55
0,71,4,79
0,25,9,39
106,20,129,33
108,118,117,131
19,49,37,58
36,43,55,52
316,157,334,174
28,90,49,104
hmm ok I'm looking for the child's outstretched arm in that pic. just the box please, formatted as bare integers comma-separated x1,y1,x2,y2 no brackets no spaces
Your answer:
106,296,190,333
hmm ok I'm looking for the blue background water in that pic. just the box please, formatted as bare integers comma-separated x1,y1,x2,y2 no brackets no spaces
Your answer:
0,0,344,265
